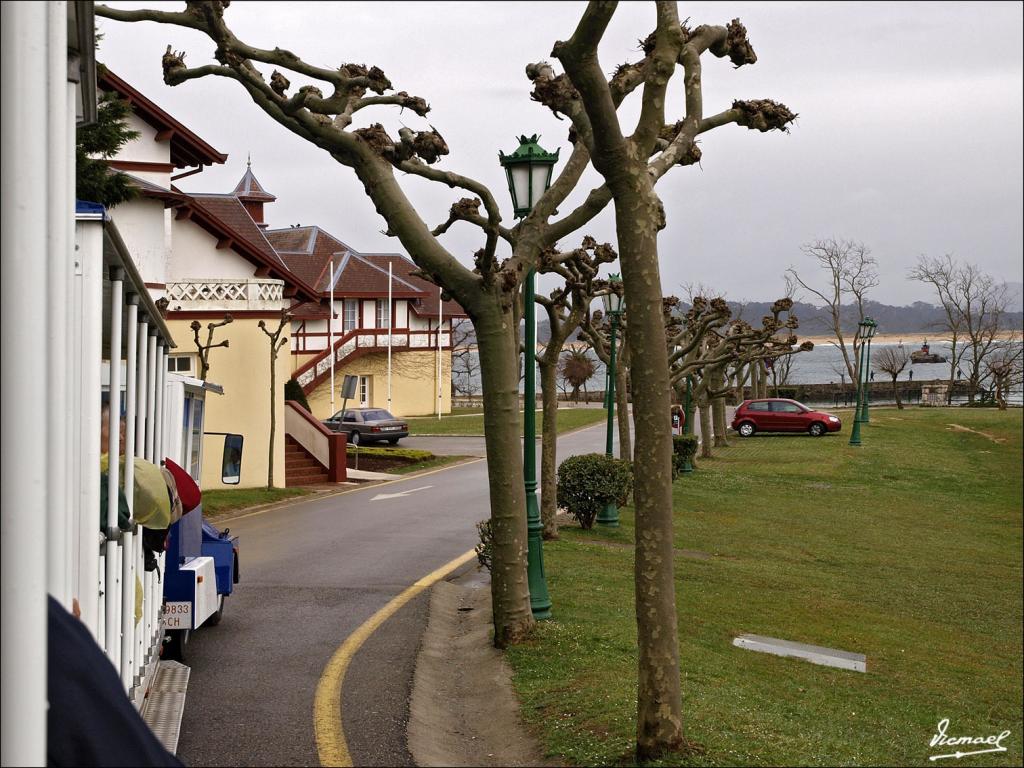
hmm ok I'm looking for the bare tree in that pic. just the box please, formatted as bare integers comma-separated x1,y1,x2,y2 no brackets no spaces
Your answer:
449,317,479,398
908,255,965,404
983,337,1022,410
787,238,878,385
258,309,290,488
579,301,633,462
559,349,595,403
190,314,233,381
874,344,909,409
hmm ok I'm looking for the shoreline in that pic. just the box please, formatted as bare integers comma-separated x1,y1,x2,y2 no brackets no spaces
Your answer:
799,331,1020,346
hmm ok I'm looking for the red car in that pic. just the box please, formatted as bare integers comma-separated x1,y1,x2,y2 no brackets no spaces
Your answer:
731,398,842,437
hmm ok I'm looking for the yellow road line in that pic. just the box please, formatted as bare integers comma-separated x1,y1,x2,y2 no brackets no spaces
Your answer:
313,548,479,767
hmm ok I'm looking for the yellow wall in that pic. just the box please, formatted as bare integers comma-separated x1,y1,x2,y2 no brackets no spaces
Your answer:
166,317,289,489
305,350,452,419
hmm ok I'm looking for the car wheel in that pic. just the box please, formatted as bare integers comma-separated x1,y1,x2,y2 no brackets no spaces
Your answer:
387,437,399,445
205,594,225,627
164,628,190,662
737,421,756,438
349,430,361,446
808,422,826,437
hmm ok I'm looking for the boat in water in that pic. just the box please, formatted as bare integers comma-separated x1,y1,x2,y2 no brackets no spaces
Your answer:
910,340,947,364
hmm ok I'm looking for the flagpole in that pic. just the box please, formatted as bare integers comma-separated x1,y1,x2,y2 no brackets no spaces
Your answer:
437,286,443,419
387,261,393,413
329,258,335,414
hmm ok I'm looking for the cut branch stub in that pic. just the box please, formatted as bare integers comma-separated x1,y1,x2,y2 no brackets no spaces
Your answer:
732,99,798,132
452,197,482,219
162,45,187,80
393,91,430,117
526,61,579,119
712,18,758,68
354,123,396,155
339,62,392,94
270,69,290,96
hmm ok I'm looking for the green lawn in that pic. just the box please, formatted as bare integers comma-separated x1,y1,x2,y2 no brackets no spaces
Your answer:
506,408,1023,766
201,486,314,517
407,406,606,436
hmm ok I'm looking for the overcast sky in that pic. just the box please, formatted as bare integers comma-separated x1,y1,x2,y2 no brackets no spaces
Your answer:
98,1,1024,307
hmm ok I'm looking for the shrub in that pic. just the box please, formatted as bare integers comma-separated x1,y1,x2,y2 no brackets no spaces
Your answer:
284,378,311,412
672,434,699,478
556,453,633,530
475,519,492,571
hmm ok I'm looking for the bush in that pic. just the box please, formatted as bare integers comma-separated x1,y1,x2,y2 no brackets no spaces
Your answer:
284,378,311,412
672,434,699,478
556,453,632,530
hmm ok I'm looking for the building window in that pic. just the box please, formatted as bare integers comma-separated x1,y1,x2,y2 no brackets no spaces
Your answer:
343,299,359,332
376,299,390,329
359,375,371,406
167,355,194,375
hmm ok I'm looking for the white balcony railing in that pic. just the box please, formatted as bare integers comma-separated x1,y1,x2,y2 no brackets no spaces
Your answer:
165,278,286,312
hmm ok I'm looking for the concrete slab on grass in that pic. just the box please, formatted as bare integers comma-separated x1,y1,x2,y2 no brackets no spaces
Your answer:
733,633,866,672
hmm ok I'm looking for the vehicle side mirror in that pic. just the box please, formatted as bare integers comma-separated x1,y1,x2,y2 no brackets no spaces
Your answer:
222,434,243,484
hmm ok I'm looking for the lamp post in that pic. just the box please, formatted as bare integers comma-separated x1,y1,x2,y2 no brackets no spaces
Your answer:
848,317,877,446
597,275,624,526
499,134,558,620
860,318,877,423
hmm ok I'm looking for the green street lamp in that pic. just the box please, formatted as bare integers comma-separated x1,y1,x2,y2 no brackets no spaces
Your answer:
597,275,625,527
849,317,877,446
860,317,877,423
500,134,558,619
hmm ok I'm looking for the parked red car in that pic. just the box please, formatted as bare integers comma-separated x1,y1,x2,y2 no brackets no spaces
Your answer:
731,398,842,437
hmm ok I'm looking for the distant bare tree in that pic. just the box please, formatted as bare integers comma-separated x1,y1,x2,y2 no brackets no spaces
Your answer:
258,309,290,488
982,335,1022,410
910,257,1013,403
874,345,909,409
787,238,878,384
449,318,479,397
560,349,595,403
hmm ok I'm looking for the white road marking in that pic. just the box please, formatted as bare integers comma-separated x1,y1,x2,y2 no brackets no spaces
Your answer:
371,485,434,501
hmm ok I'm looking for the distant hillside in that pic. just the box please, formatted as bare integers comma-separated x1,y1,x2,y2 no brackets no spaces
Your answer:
464,297,1023,347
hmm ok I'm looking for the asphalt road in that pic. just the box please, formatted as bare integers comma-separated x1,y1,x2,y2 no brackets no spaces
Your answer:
176,420,616,766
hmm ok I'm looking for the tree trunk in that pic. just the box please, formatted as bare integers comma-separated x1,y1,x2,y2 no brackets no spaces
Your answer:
267,346,276,488
613,193,683,758
539,358,560,541
892,375,903,409
699,401,712,459
615,351,632,462
475,307,536,647
712,396,729,447
946,338,958,405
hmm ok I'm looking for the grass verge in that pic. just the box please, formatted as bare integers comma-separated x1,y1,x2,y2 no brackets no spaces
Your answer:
506,408,1023,766
407,406,606,436
201,486,314,517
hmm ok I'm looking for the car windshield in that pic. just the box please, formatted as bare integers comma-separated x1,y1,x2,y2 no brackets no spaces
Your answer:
361,409,396,421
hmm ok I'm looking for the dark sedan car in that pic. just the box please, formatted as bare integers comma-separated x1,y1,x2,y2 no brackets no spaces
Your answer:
731,398,842,437
323,407,409,445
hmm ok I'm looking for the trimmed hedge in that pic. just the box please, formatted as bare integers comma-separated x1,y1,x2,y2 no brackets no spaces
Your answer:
672,434,699,478
556,453,633,530
284,377,311,413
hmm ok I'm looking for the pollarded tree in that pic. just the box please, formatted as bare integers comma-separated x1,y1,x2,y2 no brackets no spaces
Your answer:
537,7,796,756
535,238,617,539
874,344,909,409
579,295,633,462
98,0,641,647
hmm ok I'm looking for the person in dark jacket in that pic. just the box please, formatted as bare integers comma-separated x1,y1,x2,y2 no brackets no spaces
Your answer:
47,595,183,766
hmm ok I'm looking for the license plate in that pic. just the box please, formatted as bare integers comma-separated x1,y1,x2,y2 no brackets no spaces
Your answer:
163,601,192,629
383,426,401,431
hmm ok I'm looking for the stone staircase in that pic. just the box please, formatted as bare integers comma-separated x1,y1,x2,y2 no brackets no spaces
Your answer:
285,435,329,486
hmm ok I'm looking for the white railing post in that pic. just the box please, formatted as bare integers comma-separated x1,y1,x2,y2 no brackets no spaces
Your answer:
136,316,149,460
105,266,125,668
1,2,51,762
146,329,157,462
155,339,165,462
120,296,138,689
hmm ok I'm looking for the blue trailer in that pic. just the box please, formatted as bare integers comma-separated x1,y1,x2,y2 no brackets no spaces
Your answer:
161,374,241,661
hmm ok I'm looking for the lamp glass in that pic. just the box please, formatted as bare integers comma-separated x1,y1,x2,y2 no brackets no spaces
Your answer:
509,164,531,213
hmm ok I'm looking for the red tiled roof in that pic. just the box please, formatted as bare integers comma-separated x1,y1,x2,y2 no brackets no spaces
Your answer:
189,194,289,271
362,253,466,318
99,69,227,169
290,301,330,320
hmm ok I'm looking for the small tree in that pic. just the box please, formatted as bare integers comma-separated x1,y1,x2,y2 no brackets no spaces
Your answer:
556,453,632,530
559,349,595,403
191,314,233,381
76,87,140,207
258,309,290,488
875,345,909,409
